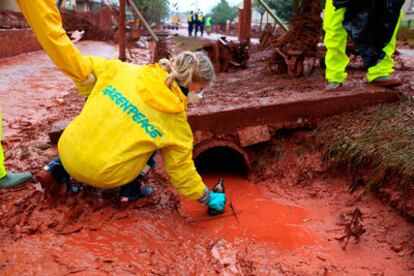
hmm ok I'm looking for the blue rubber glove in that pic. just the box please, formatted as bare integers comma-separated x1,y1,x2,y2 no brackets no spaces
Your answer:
207,191,227,212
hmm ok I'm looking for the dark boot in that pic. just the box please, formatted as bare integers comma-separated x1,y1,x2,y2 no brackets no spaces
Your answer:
0,172,32,189
36,169,67,197
119,176,153,203
36,157,75,198
370,76,402,88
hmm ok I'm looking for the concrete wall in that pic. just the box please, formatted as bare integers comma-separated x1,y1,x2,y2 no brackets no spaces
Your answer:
0,29,42,59
76,6,114,30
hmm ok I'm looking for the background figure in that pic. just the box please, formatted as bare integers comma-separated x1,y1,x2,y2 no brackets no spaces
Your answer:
206,16,213,35
194,11,199,37
56,0,63,8
172,15,180,30
187,11,194,36
0,112,32,189
323,0,403,89
56,0,75,10
199,13,205,37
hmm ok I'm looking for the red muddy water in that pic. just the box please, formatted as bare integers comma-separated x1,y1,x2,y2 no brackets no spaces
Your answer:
182,174,313,249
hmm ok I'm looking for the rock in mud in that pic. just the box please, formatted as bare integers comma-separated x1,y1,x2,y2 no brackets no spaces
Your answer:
49,119,72,144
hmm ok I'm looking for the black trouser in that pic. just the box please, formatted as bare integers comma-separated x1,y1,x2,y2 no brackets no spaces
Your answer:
195,23,200,37
200,24,204,36
47,152,157,192
56,0,63,9
188,22,193,36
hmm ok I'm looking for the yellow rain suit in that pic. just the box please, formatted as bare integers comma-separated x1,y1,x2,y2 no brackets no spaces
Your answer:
323,0,402,83
0,112,6,179
16,0,207,200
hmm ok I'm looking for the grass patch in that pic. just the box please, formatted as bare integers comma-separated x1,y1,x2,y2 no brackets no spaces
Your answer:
274,150,283,161
317,100,414,193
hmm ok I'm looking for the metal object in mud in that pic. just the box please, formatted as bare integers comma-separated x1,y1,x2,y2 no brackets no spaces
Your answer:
335,207,366,250
267,0,322,77
230,202,240,225
199,38,249,73
208,178,226,216
188,210,243,223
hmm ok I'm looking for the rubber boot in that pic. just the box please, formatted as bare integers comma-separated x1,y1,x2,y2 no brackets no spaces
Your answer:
119,177,153,203
0,172,32,189
370,76,402,88
36,169,69,198
326,82,343,90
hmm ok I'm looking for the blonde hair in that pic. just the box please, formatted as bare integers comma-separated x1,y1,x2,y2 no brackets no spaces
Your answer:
159,51,215,89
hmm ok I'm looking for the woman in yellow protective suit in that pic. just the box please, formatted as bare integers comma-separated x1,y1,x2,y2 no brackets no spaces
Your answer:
0,112,32,189
324,0,403,89
16,0,226,211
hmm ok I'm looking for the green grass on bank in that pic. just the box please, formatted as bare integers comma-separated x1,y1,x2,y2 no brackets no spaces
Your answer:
317,100,414,194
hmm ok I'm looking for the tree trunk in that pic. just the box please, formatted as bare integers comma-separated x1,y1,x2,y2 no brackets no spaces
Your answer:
293,0,299,17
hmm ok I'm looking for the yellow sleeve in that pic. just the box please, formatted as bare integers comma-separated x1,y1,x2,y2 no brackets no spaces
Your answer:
73,56,110,97
160,145,206,201
15,0,91,82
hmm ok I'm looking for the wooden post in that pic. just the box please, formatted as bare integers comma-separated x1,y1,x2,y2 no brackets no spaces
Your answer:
244,0,251,43
238,0,251,43
237,8,244,41
119,0,126,61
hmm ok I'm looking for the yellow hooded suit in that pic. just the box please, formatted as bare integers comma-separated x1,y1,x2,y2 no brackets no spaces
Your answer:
16,0,206,200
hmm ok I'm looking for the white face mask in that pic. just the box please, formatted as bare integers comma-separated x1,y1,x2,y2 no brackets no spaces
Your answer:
187,90,204,104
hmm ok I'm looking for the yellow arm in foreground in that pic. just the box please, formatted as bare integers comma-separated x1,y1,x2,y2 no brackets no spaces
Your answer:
15,0,91,82
161,145,206,201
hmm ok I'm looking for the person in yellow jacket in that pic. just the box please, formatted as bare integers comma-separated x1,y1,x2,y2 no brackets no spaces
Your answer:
198,12,205,37
187,11,194,37
0,112,32,189
323,0,403,89
16,0,226,211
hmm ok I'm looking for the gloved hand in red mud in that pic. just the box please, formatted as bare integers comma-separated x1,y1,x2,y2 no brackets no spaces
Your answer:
198,187,227,214
207,191,227,213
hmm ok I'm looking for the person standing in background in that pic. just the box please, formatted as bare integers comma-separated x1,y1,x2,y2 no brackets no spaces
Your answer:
323,0,403,90
206,16,213,35
194,10,199,37
199,12,205,37
187,11,194,36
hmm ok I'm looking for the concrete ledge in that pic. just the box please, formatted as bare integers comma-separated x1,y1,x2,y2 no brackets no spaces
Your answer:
188,89,400,134
0,29,42,59
48,88,400,150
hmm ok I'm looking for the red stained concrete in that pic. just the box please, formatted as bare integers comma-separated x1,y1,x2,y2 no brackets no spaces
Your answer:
0,29,42,59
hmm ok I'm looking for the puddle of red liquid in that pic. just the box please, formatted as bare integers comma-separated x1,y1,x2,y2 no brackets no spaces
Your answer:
181,173,314,249
63,216,182,271
64,174,314,264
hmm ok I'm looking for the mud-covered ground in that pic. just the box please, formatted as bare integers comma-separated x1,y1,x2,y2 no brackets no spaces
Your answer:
191,48,414,112
1,40,414,274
